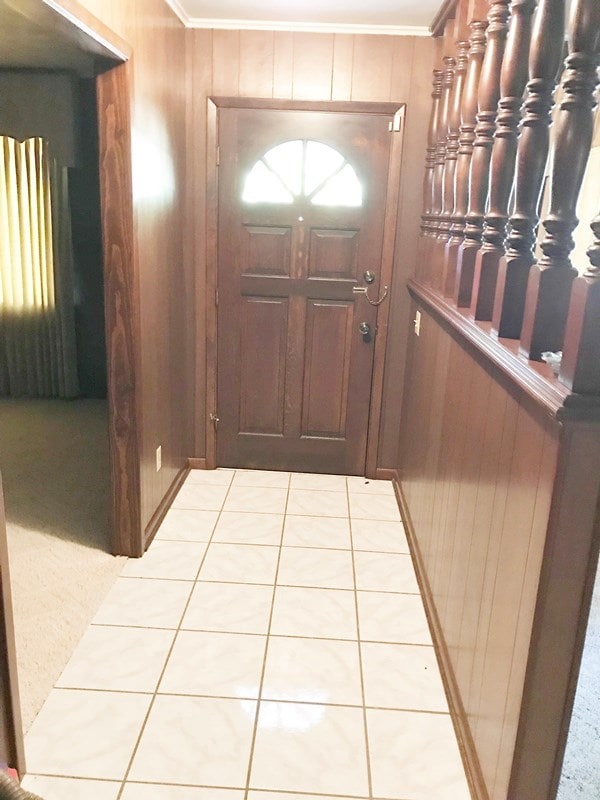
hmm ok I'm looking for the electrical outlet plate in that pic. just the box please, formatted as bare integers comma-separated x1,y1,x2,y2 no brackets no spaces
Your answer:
414,310,421,336
156,445,162,472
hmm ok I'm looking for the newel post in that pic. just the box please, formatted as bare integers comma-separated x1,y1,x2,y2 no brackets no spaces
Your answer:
443,19,488,296
469,0,537,320
491,0,565,338
454,0,511,307
520,0,600,359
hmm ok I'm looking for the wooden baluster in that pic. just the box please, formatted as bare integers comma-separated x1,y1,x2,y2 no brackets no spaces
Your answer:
454,0,512,307
418,68,444,282
427,55,456,279
443,20,488,296
560,214,600,392
520,0,600,359
470,0,537,320
435,40,470,291
491,0,565,338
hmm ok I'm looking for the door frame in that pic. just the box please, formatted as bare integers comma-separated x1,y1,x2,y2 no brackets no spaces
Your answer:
205,96,406,477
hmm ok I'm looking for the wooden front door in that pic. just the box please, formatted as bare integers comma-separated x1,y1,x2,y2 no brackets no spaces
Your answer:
216,106,393,475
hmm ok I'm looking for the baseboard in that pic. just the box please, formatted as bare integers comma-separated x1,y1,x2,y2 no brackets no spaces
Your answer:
374,467,399,481
188,457,208,469
143,465,190,550
393,478,489,800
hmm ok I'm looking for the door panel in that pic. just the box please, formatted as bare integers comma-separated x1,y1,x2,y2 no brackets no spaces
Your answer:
217,107,393,474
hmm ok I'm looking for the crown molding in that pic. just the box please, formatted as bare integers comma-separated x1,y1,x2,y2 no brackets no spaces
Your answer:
163,7,430,36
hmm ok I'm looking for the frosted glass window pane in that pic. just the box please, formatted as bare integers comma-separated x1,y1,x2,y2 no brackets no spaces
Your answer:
242,160,294,204
311,164,363,207
304,141,345,195
263,140,303,196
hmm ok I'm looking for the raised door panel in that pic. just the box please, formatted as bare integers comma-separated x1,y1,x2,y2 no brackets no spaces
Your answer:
308,228,360,280
239,297,288,435
301,300,354,438
241,225,292,276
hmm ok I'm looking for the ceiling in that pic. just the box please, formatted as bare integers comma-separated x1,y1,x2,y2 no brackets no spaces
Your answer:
166,0,438,34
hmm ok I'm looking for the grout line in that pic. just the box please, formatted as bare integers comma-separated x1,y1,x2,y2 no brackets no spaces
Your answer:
243,470,291,800
115,473,237,799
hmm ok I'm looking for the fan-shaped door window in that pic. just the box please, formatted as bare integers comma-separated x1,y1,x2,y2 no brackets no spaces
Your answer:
242,140,363,207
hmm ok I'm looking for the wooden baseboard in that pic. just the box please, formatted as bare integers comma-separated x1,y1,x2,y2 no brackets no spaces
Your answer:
393,478,489,800
374,467,399,481
143,466,190,551
188,457,208,470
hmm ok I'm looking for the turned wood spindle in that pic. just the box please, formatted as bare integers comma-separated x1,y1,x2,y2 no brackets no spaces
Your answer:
520,0,600,360
491,0,566,338
470,0,537,320
434,40,470,290
560,214,600,392
420,69,444,241
454,0,512,307
443,20,488,296
429,56,457,245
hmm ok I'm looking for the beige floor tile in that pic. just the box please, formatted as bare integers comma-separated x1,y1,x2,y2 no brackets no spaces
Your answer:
367,708,470,799
286,489,348,518
21,776,120,800
172,483,229,511
290,472,348,491
156,509,219,541
361,642,448,712
351,518,409,553
249,794,363,800
250,701,369,796
129,695,255,787
283,515,351,549
277,546,354,589
357,591,432,645
349,493,401,521
271,586,358,640
354,551,420,593
212,511,284,545
347,476,395,495
122,787,244,800
56,626,174,692
198,543,279,584
262,636,362,705
181,581,273,634
159,630,266,698
184,469,234,486
224,486,288,514
121,540,208,581
92,578,192,629
232,469,290,488
25,689,151,779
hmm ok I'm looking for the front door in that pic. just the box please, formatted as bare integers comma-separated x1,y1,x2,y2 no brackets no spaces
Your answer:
216,106,393,475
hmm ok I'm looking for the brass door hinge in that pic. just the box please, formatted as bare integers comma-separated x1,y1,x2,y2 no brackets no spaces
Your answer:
210,412,219,429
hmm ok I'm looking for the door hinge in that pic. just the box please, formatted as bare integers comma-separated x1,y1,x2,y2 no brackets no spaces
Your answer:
216,145,220,166
215,287,219,306
210,412,220,429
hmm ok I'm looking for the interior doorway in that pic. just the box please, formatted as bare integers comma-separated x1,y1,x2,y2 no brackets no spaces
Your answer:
212,99,405,476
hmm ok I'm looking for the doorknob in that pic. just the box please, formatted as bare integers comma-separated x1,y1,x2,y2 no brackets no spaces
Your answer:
358,321,372,342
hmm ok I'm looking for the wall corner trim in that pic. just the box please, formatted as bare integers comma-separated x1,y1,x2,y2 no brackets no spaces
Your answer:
142,466,190,552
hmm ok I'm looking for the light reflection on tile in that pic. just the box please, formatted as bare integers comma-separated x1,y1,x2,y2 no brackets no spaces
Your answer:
156,509,219,541
283,515,351,549
129,695,256,787
354,551,420,593
21,776,120,800
250,701,369,796
159,630,266,698
367,708,471,799
212,511,284,545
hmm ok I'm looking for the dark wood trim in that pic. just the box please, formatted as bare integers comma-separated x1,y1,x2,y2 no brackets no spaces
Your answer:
394,477,489,800
97,60,143,558
431,0,459,37
206,96,406,477
374,467,399,482
188,457,208,470
0,478,25,777
408,280,600,423
142,466,190,551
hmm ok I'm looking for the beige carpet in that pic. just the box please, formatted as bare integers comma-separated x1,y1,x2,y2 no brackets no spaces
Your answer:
0,399,125,732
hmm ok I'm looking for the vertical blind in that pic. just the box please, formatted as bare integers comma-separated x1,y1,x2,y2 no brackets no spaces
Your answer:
0,136,78,398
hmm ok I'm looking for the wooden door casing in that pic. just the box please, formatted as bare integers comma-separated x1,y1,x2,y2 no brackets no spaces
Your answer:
217,106,395,474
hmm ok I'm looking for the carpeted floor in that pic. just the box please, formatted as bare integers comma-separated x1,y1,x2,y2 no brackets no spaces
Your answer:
0,399,125,732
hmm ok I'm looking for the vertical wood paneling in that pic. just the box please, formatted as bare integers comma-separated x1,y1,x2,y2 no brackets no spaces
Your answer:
212,30,240,95
273,32,294,98
351,35,394,101
391,36,417,101
292,32,334,100
331,35,354,101
239,31,274,97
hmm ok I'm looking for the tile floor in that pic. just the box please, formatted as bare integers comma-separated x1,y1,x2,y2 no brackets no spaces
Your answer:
22,469,471,800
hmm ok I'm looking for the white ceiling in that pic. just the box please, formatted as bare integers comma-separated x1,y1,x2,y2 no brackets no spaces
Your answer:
166,0,438,35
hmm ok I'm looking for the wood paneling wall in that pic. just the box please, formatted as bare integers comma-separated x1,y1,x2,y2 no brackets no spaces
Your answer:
188,29,435,465
74,0,194,535
398,291,600,799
